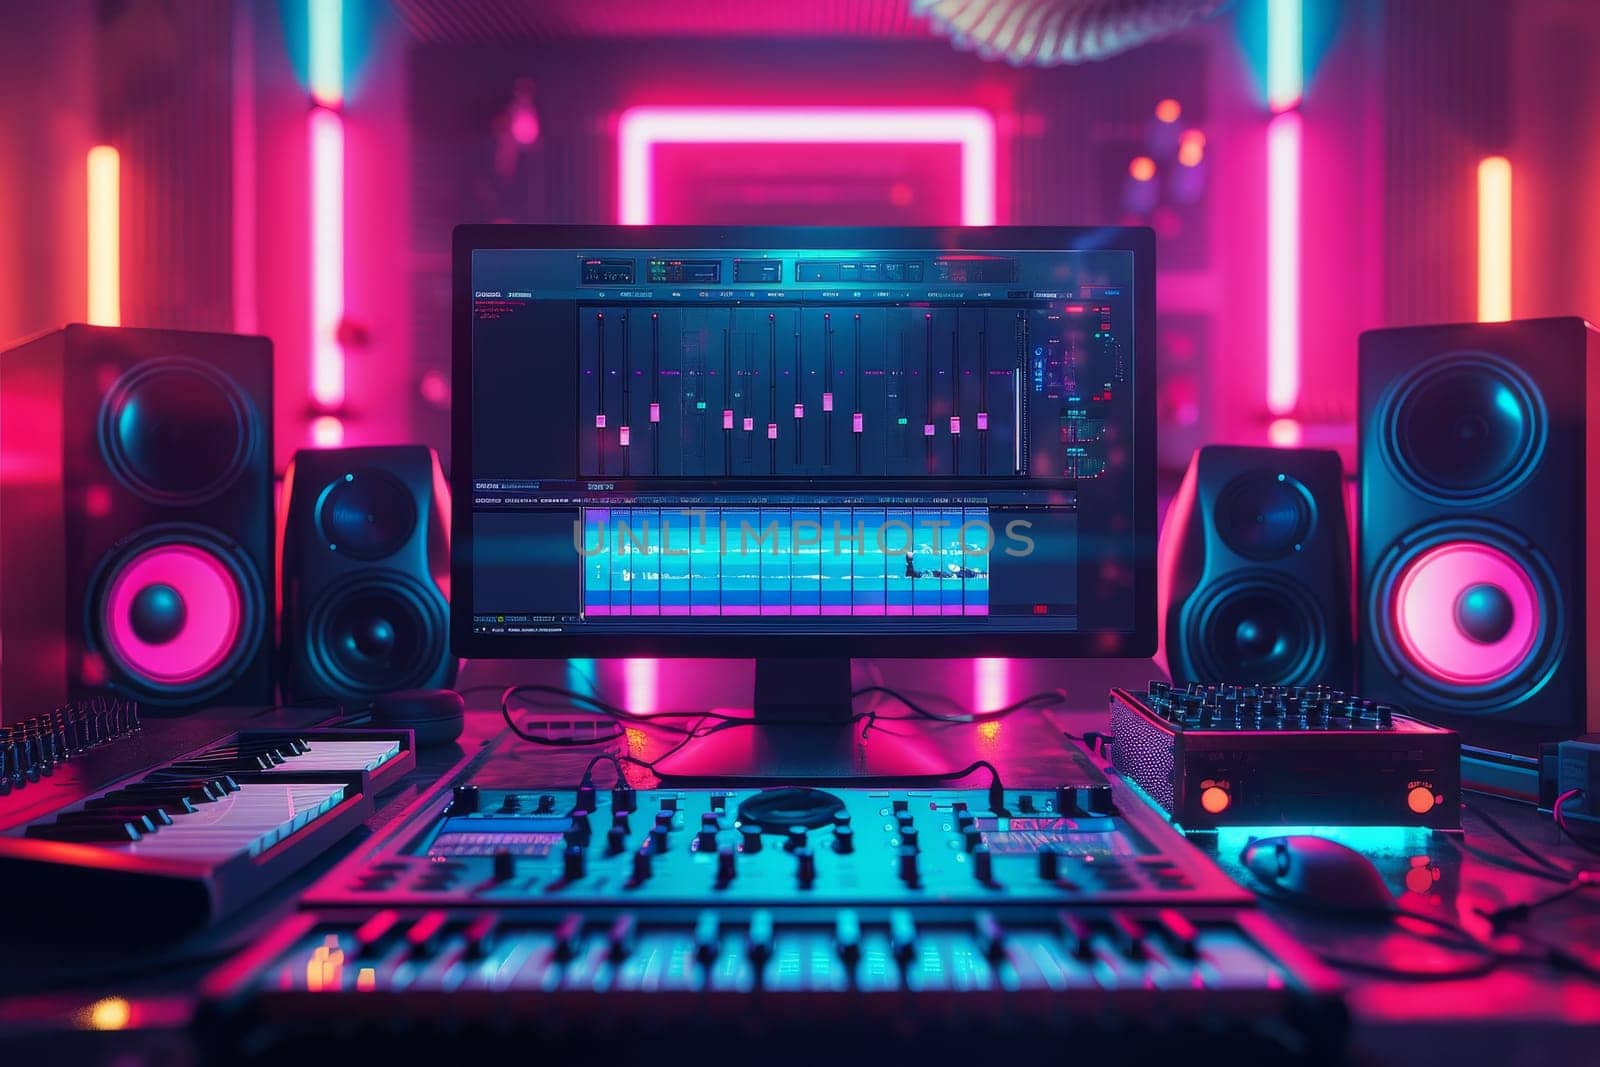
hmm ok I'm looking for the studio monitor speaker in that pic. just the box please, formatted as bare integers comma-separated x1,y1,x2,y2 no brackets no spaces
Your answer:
1358,317,1600,753
280,445,454,706
0,324,274,717
1160,445,1352,687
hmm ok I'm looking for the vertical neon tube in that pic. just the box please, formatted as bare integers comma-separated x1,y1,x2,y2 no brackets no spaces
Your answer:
87,146,120,327
974,657,1011,713
624,658,660,715
308,0,343,107
1267,0,1304,112
1477,156,1512,323
310,107,345,413
1267,112,1301,416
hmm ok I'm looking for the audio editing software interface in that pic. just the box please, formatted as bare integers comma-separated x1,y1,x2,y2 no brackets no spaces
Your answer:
468,245,1137,635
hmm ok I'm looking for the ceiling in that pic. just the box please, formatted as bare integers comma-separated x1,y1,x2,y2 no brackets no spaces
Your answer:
390,0,935,43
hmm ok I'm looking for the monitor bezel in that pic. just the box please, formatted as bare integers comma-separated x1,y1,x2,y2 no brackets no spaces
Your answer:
452,224,1157,660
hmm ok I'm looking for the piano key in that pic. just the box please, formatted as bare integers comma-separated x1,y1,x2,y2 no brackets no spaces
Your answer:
109,782,347,861
257,740,401,774
27,820,143,843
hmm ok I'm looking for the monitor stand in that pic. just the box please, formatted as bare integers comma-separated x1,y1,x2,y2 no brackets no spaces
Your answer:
649,658,950,784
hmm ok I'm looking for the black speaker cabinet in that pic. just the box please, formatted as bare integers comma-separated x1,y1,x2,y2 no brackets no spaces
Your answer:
1160,445,1352,687
1359,317,1600,753
281,445,454,705
0,324,274,717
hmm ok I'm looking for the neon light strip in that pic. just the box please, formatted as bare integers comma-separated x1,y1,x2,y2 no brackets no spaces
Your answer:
618,107,997,226
1266,111,1301,416
308,0,343,107
87,146,120,327
310,106,345,410
1477,156,1512,323
1267,0,1303,112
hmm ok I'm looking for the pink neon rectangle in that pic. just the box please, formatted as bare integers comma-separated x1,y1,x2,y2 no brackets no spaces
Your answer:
964,604,990,616
595,414,607,429
690,606,720,616
923,424,935,437
587,605,612,617
743,417,754,432
767,423,778,440
856,605,886,616
661,605,691,616
723,410,734,429
976,412,989,430
949,416,961,434
821,606,852,616
940,604,964,616
914,604,940,616
852,413,863,432
616,106,997,226
793,403,805,419
822,392,834,412
619,426,631,446
759,606,792,616
886,606,915,616
723,606,759,616
632,603,659,616
649,402,661,423
791,604,821,616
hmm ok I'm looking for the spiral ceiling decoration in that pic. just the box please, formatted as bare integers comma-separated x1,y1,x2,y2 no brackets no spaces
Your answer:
913,0,1230,66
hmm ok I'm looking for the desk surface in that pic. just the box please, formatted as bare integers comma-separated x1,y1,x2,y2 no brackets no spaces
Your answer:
2,657,1597,1065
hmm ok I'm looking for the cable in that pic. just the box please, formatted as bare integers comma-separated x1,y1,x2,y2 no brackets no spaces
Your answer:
1476,871,1599,928
1465,798,1573,876
1554,789,1600,859
852,684,1068,724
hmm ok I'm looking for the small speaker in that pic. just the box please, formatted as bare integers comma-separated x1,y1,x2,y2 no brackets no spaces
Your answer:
1159,445,1352,687
280,445,454,705
1358,317,1600,753
0,324,274,716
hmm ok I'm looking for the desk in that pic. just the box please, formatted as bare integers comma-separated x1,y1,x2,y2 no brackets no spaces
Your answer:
1,657,1596,1064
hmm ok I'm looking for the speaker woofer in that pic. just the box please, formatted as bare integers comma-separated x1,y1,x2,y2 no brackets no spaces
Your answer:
1368,519,1562,710
1213,471,1316,561
303,571,447,702
1381,353,1545,503
97,358,259,506
88,524,266,704
1187,575,1325,685
314,468,418,561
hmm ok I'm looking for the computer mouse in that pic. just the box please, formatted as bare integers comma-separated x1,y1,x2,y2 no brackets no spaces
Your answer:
372,688,465,748
1240,835,1394,913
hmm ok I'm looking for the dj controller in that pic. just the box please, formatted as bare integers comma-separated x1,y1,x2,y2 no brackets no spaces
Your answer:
195,731,1347,1063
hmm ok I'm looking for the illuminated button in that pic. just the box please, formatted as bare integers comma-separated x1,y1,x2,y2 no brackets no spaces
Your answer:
1408,786,1438,814
1200,785,1231,815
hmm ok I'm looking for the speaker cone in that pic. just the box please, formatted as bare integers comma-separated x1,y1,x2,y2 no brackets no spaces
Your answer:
1368,520,1562,709
98,358,259,506
303,572,447,701
90,525,266,703
1188,575,1325,685
315,469,418,561
1383,353,1545,502
1214,471,1315,561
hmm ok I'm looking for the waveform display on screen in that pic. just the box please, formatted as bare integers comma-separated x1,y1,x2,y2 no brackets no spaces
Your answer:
580,506,991,617
576,305,1120,480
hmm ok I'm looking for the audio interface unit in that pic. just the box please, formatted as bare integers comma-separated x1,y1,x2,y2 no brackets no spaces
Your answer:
1110,682,1460,830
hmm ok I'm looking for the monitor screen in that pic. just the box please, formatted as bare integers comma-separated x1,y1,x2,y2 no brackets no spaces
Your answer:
453,226,1155,659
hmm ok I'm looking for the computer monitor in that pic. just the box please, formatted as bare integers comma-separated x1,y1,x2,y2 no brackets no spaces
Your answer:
453,226,1156,779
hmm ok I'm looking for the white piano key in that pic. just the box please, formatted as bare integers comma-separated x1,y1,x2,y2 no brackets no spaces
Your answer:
111,782,347,862
259,740,400,774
